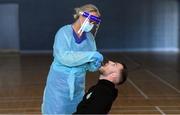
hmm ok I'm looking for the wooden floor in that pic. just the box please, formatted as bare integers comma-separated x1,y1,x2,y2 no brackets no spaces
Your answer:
0,52,180,114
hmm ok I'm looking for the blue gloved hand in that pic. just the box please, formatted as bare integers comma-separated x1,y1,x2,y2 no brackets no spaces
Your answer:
92,52,103,64
87,52,103,72
87,61,101,72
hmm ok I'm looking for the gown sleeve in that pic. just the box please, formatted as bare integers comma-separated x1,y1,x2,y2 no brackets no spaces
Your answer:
53,26,99,67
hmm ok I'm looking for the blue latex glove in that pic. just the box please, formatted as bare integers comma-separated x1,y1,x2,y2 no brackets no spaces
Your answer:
87,52,103,72
91,52,103,64
87,61,101,72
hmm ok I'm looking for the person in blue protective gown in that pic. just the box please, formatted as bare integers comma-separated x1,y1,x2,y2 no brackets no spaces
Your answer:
41,4,103,114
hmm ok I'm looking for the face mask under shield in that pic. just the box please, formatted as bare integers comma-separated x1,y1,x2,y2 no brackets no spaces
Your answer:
78,11,101,36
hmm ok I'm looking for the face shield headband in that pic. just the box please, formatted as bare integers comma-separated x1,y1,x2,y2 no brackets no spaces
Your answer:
80,11,101,24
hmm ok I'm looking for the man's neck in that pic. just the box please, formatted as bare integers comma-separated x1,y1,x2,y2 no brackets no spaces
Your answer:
99,75,114,83
99,75,118,88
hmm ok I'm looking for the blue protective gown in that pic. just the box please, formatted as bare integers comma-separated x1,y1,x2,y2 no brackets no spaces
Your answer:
41,24,101,114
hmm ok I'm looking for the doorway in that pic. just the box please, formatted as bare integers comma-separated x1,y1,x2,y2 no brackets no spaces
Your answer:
0,4,19,52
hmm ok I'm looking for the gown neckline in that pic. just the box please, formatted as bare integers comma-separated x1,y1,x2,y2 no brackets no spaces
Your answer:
71,25,87,44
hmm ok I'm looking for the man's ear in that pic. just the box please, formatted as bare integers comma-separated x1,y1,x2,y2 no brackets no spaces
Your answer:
109,72,119,78
108,72,119,84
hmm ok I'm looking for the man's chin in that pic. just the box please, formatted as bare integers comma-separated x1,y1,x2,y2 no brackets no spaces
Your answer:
99,66,103,71
99,67,104,74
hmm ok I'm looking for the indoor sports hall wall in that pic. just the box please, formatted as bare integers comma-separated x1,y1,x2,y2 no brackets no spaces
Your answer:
0,0,179,52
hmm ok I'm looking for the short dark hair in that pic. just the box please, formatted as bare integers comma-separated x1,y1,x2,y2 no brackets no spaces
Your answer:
117,63,128,85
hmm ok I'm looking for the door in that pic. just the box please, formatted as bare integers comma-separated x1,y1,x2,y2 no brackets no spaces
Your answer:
0,4,19,51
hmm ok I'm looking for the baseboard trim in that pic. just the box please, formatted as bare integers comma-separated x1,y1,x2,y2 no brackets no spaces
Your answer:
1,48,178,54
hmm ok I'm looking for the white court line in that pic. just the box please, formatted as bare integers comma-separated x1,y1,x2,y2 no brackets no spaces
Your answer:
123,53,180,95
127,78,149,99
146,70,180,93
155,106,166,115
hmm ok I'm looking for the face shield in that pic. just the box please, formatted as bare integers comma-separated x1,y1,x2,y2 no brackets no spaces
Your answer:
78,11,101,36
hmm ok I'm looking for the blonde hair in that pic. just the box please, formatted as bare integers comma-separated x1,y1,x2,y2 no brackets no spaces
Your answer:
73,4,101,20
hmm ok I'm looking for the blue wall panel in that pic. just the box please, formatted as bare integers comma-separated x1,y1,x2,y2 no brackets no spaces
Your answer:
0,0,179,52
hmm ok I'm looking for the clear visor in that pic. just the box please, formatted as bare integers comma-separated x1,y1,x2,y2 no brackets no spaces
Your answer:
78,11,101,36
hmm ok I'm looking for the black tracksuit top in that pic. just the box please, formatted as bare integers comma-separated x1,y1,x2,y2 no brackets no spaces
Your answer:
74,79,118,114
